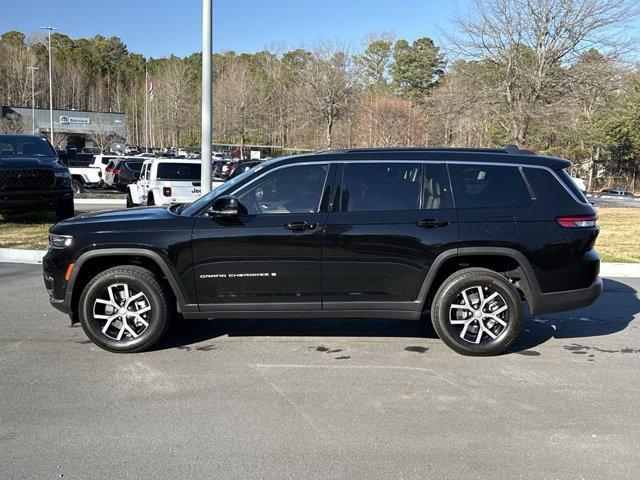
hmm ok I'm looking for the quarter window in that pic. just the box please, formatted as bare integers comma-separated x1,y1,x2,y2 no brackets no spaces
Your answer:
237,164,328,215
449,164,531,209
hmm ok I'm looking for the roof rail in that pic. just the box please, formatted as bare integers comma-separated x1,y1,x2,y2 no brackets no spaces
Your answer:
319,146,538,156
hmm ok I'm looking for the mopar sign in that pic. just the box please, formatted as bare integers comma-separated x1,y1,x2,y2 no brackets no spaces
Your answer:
59,115,91,125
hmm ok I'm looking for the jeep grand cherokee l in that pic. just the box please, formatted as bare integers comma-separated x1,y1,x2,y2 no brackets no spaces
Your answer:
43,147,602,355
0,134,74,221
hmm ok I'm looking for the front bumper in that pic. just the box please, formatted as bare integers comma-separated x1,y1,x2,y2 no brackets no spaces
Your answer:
43,248,73,316
531,277,603,315
0,189,73,209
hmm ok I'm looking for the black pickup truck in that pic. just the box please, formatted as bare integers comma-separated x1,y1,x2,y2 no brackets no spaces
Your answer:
0,134,74,221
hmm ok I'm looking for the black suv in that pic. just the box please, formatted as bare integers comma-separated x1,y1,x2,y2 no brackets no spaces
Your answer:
0,134,74,221
43,148,602,355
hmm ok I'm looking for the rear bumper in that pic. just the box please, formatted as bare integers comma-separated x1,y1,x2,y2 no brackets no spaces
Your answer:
531,277,603,315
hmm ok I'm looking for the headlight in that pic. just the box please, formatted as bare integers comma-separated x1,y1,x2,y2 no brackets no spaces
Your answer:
49,234,73,249
54,171,71,179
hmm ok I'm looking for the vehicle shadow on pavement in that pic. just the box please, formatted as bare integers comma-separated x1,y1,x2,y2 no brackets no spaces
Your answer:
158,316,438,351
155,279,639,354
509,278,640,354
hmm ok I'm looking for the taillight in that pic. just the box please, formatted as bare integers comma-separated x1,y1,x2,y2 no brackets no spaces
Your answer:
556,215,598,228
113,168,121,175
105,167,113,173
163,187,172,196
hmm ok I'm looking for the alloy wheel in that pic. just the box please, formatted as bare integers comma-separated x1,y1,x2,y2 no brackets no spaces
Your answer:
92,283,151,341
449,285,509,344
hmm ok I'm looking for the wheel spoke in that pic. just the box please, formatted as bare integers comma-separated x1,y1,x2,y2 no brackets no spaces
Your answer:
122,283,130,301
460,322,471,339
127,292,144,305
133,315,149,327
134,305,151,315
476,286,484,304
101,315,118,334
485,314,507,327
451,303,472,311
491,305,508,316
107,285,116,304
482,324,497,339
450,318,472,325
474,328,483,344
116,322,126,340
461,290,471,307
482,291,499,306
124,322,138,338
95,298,116,308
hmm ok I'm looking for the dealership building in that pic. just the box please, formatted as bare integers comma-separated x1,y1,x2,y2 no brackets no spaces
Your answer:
1,106,126,149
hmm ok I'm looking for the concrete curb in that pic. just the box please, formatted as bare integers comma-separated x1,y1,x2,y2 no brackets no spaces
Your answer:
0,248,46,264
1,247,638,277
74,198,126,205
600,263,640,278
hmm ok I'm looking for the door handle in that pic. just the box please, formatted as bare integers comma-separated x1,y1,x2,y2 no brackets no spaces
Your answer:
416,219,449,228
284,221,317,231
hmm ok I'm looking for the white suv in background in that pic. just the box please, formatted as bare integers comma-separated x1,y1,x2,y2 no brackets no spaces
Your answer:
126,158,221,207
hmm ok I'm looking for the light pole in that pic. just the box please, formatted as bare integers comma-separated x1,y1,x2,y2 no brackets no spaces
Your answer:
200,0,213,195
27,66,39,133
41,26,57,146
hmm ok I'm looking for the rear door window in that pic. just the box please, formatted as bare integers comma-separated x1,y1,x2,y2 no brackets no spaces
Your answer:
423,163,453,209
449,164,532,209
339,162,422,212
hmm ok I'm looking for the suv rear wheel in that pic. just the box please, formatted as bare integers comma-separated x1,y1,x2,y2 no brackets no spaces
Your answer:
78,266,171,353
431,268,523,356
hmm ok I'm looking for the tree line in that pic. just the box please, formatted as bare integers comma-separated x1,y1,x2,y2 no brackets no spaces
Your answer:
1,0,639,190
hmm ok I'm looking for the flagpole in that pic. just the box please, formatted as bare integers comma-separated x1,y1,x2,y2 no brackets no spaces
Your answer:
144,64,149,153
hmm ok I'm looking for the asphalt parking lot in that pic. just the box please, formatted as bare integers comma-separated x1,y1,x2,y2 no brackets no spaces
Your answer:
1,263,639,479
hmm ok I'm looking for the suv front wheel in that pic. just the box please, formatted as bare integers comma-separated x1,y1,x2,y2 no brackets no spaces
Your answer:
431,268,523,356
78,266,171,353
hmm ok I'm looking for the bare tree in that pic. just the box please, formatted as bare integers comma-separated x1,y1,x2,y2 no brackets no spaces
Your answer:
452,0,639,146
294,43,363,149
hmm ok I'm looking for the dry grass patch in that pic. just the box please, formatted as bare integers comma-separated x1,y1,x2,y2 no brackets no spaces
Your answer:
595,207,640,263
0,212,53,250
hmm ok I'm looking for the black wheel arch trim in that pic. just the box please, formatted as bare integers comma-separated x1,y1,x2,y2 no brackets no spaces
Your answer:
416,247,542,313
62,248,195,316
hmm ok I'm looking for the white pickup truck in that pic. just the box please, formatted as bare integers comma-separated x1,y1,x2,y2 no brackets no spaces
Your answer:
126,158,223,207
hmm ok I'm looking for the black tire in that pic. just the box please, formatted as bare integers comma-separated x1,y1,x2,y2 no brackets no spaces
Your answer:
126,192,134,208
430,268,523,356
72,179,83,194
78,266,171,353
147,192,155,206
55,197,75,221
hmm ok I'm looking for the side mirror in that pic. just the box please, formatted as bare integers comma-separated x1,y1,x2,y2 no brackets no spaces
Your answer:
206,195,246,217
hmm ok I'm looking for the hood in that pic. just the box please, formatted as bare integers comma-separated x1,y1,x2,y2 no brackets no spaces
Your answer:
64,206,173,225
0,156,60,168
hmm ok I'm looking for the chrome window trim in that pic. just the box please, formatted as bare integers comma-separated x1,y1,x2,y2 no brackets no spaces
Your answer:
226,159,589,208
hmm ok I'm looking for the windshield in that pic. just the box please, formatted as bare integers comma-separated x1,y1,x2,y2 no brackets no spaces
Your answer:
181,163,265,216
156,162,201,180
0,135,57,157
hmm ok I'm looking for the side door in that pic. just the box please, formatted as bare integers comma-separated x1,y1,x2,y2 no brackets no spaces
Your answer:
322,161,459,310
191,162,334,310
